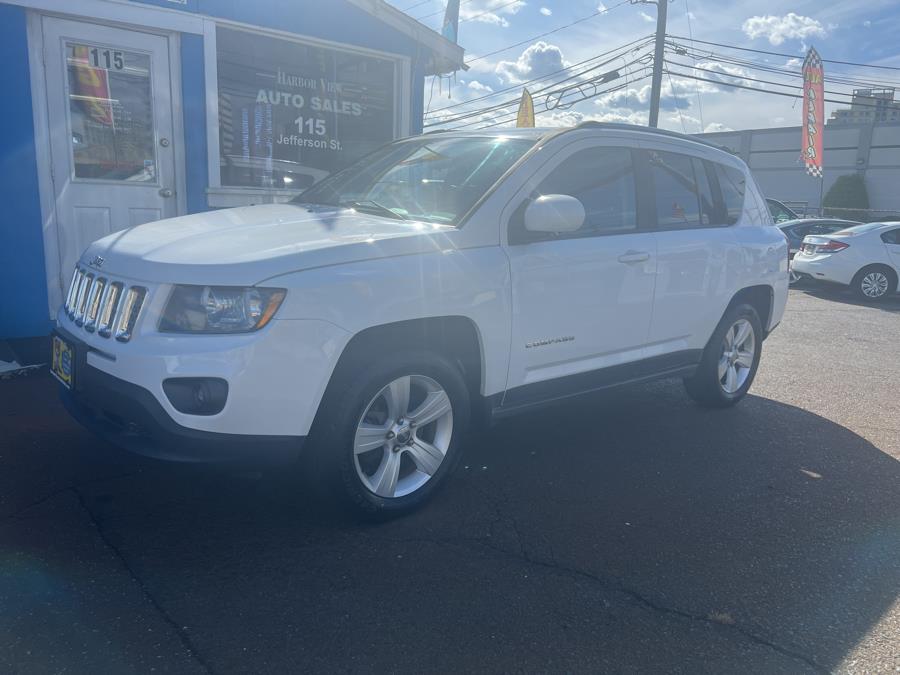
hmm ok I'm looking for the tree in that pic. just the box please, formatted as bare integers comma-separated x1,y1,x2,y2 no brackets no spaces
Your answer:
822,173,869,221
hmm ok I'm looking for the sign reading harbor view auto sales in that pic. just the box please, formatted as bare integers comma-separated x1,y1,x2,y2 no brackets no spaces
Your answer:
216,27,396,190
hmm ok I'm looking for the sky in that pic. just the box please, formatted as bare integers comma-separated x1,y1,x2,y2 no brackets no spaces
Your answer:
385,0,900,133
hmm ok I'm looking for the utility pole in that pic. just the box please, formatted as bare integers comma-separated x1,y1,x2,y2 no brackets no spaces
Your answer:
647,0,668,127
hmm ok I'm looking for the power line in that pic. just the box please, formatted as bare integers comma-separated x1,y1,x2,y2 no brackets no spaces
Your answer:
682,0,704,129
665,58,879,99
666,42,900,89
473,74,654,129
425,36,655,118
415,0,500,23
665,66,900,110
402,0,439,11
466,0,633,64
447,66,652,130
666,34,900,72
426,53,652,128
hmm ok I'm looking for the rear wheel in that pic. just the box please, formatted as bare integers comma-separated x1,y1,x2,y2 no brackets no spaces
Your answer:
852,265,897,301
311,351,469,518
684,303,762,408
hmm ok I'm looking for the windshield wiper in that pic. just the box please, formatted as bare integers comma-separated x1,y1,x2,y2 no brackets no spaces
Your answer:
341,200,407,221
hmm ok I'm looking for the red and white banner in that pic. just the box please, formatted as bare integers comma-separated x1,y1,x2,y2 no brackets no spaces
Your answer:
802,47,824,178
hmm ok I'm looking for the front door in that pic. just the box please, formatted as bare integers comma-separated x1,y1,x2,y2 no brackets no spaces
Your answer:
503,143,658,405
42,17,178,288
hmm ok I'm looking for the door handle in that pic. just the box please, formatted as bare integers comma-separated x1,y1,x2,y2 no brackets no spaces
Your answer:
617,251,650,264
159,188,173,198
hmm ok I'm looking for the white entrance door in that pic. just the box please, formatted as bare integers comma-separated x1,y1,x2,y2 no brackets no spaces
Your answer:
42,17,178,287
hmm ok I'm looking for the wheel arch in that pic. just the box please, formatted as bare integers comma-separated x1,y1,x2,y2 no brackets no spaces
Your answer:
853,263,898,285
728,285,774,335
323,316,486,403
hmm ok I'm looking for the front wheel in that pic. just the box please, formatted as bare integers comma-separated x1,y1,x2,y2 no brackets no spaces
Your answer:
683,303,763,408
312,351,470,518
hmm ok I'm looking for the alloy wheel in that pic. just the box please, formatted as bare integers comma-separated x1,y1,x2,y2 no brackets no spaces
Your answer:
353,375,454,499
861,271,889,298
718,318,756,394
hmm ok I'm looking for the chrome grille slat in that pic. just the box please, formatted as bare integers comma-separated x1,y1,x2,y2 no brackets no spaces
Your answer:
73,273,94,325
63,265,147,342
84,277,106,332
98,282,123,338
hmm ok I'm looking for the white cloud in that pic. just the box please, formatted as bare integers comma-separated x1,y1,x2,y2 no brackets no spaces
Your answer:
785,58,802,69
742,13,827,46
639,10,654,22
496,41,568,83
597,2,607,12
704,122,733,133
540,7,551,16
467,80,493,92
460,0,526,28
863,20,871,27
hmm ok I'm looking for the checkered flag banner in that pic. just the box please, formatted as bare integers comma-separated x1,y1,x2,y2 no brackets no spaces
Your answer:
802,47,825,179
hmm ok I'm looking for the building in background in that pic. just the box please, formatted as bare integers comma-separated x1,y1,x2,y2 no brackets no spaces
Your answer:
828,88,900,125
696,122,900,218
0,0,463,343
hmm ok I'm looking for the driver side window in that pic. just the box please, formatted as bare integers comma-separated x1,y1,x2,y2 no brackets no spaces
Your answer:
510,146,637,243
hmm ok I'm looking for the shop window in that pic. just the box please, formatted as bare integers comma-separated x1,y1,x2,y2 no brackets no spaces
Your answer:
215,27,398,191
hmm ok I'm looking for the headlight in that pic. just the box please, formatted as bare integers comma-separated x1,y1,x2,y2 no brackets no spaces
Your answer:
159,285,286,334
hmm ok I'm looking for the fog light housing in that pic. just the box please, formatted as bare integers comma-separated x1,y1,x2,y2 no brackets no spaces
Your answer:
163,378,228,416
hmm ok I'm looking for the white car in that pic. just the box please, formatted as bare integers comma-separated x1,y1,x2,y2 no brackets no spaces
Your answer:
53,123,788,516
792,222,900,300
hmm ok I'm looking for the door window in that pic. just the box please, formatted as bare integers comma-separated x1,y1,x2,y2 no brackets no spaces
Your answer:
65,43,156,182
714,163,747,225
515,147,636,241
881,229,900,244
647,150,702,229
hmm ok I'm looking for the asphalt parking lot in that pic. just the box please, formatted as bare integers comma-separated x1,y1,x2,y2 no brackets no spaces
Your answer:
2,287,899,674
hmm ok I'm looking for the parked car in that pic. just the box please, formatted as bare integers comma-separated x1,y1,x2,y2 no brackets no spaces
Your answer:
766,198,799,223
777,218,861,283
52,123,788,517
793,222,900,300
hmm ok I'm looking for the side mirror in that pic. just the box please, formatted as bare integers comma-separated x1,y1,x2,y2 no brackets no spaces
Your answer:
524,194,585,234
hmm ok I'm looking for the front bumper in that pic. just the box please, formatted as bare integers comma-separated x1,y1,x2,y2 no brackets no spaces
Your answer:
57,328,305,463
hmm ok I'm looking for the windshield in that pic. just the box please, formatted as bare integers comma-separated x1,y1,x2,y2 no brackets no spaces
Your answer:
295,136,535,224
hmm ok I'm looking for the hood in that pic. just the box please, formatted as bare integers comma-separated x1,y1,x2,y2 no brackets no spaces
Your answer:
82,203,457,285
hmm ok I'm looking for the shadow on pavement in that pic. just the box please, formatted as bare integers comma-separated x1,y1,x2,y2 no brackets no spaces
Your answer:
2,373,898,672
795,282,900,312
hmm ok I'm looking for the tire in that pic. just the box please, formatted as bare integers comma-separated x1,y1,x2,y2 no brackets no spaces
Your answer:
683,303,763,408
851,265,897,301
310,350,470,519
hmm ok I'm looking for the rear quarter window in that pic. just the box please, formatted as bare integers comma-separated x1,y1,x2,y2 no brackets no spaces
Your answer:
714,164,746,225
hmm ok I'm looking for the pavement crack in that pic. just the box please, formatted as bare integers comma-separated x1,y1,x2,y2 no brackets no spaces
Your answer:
72,487,215,675
3,472,137,522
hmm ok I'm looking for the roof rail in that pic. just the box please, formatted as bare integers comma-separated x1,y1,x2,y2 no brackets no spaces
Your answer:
571,121,736,154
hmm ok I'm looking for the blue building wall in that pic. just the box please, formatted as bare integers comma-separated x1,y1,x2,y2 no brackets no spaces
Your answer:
2,0,441,339
0,3,52,339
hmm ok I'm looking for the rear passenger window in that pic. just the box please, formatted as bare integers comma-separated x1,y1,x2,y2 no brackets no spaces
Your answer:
882,229,900,244
714,163,746,225
532,147,637,235
648,150,702,229
692,158,716,226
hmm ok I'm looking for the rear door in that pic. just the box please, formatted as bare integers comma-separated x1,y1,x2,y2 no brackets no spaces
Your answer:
881,227,900,273
643,146,742,357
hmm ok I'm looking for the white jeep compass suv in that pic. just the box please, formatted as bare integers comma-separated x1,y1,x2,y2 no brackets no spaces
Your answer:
53,123,788,516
